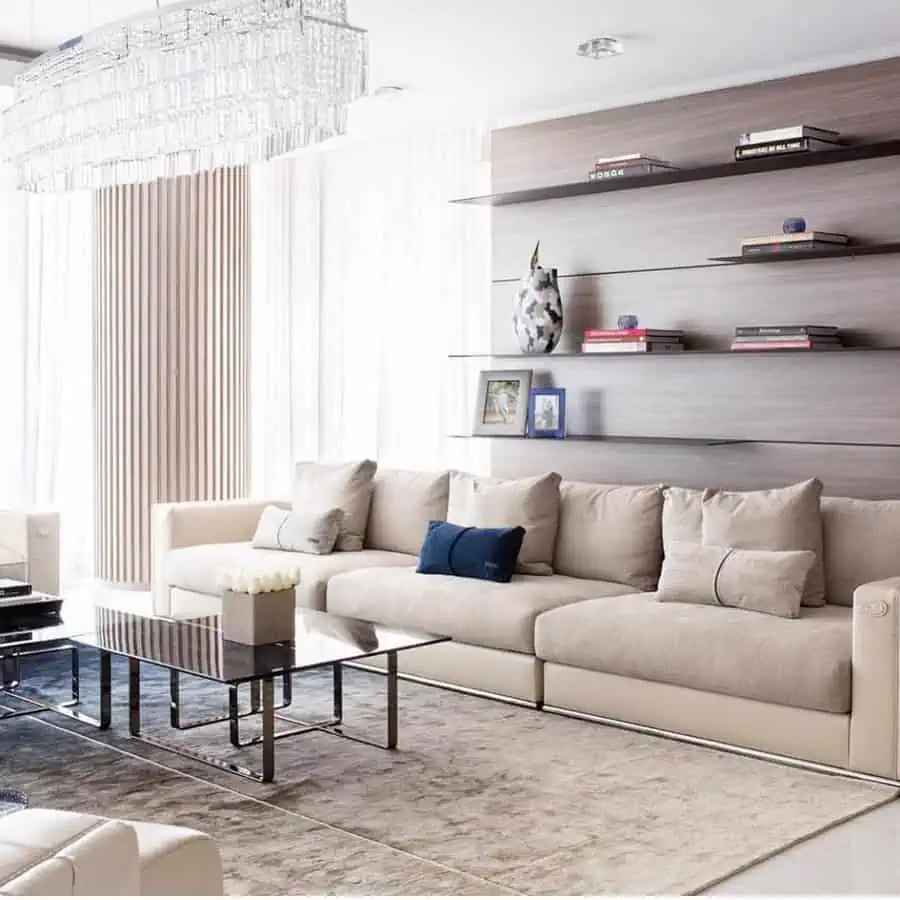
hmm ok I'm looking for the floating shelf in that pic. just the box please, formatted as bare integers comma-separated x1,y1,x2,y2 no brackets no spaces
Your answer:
710,242,900,264
448,347,900,360
451,139,900,207
450,434,900,449
449,434,744,447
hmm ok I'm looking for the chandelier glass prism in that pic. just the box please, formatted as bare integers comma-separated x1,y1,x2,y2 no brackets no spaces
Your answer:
1,0,369,191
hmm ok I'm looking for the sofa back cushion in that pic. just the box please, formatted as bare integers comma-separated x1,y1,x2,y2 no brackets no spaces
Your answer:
365,469,450,555
701,479,825,607
553,482,663,590
662,486,704,547
293,460,377,551
821,496,900,606
446,471,561,575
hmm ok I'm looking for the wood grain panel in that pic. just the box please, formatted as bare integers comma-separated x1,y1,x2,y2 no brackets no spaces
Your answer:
492,59,900,192
488,57,900,498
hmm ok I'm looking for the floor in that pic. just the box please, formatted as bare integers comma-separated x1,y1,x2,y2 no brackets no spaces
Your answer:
62,582,900,895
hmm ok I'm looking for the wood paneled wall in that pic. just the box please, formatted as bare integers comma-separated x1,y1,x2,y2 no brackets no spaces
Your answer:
94,168,250,587
488,58,900,497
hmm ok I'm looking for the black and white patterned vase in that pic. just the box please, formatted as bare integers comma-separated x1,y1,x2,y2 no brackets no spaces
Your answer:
513,242,563,354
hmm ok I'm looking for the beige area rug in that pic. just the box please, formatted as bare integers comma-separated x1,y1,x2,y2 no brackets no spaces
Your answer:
9,657,899,895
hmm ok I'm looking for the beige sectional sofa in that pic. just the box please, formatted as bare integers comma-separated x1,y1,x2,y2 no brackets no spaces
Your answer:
151,465,900,783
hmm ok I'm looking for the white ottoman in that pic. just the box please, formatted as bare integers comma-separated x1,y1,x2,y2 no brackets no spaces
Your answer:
0,809,223,896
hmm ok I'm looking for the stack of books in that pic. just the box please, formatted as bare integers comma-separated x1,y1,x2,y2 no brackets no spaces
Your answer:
588,153,679,182
730,325,843,352
734,125,843,161
582,328,685,354
741,231,850,257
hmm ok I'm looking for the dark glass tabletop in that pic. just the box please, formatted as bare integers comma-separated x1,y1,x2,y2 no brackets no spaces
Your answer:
71,606,449,685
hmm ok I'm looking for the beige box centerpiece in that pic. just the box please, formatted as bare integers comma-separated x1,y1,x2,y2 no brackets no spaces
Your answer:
218,569,300,645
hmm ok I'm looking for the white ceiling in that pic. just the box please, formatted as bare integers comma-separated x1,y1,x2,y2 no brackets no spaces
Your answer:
3,0,900,127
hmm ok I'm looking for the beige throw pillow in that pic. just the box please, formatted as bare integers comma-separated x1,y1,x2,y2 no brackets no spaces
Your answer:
365,469,450,555
658,541,816,618
446,471,561,575
701,478,825,606
554,482,663,590
252,505,344,556
293,460,377,552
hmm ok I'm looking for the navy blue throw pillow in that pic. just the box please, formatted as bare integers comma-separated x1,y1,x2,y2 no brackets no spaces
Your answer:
416,520,526,583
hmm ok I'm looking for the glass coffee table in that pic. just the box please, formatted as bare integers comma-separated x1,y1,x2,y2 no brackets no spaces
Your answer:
72,606,449,783
0,595,110,729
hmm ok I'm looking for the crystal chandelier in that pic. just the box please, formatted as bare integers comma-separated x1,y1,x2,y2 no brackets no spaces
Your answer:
1,0,369,192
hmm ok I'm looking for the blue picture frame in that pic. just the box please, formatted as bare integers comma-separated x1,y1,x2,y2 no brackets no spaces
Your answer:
528,388,567,439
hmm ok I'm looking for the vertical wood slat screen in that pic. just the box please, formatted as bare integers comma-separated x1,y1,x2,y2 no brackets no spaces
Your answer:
94,168,250,587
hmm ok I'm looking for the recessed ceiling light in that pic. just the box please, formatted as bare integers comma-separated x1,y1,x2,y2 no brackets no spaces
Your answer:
372,85,406,97
576,36,624,59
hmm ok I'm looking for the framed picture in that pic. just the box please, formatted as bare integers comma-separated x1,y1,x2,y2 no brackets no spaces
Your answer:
528,387,567,439
472,369,533,436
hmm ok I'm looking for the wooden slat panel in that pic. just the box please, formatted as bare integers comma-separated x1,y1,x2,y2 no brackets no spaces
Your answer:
94,169,250,587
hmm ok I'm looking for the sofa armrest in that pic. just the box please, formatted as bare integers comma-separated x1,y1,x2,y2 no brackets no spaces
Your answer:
849,576,900,779
0,511,60,596
150,499,289,615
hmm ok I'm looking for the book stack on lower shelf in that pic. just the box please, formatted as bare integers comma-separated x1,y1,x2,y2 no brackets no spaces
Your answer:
583,328,685,354
734,125,843,161
588,153,679,182
741,231,850,257
730,325,843,351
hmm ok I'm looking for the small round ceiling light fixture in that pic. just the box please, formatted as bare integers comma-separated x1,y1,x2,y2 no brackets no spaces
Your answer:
372,85,406,98
576,36,624,59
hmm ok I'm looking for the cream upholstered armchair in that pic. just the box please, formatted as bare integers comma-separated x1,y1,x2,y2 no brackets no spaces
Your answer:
0,510,60,595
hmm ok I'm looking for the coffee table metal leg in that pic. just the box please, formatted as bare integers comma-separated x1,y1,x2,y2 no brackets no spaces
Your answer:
250,679,260,712
229,685,240,747
128,658,141,735
98,651,111,729
170,670,180,728
261,676,275,783
386,650,398,750
70,647,80,702
333,663,343,724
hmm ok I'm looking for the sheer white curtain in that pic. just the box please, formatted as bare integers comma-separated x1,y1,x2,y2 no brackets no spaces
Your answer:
250,124,492,497
0,124,94,583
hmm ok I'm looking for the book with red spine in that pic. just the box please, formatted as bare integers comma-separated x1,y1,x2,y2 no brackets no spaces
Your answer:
584,328,684,339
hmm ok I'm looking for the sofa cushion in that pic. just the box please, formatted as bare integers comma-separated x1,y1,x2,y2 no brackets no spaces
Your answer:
702,479,825,607
365,469,450,555
166,542,415,598
252,505,343,555
326,567,636,654
657,541,816,619
535,595,851,714
662,485,704,549
293,460,377,551
446,471,561,576
821,496,900,606
554,482,662,590
417,521,525,583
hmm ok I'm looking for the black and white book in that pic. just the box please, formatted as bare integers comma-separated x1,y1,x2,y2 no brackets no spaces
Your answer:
741,232,850,247
741,240,844,255
589,163,678,181
737,125,841,146
735,137,841,160
735,325,840,337
0,578,32,599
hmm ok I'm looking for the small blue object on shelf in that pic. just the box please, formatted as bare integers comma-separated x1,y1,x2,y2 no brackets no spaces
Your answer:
617,314,639,330
528,387,567,439
782,217,807,234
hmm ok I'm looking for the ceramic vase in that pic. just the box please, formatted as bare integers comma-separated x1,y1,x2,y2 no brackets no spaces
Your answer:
513,241,563,354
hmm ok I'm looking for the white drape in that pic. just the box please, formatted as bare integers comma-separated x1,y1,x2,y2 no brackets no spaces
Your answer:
0,163,94,583
250,125,492,497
